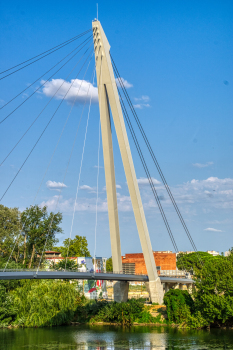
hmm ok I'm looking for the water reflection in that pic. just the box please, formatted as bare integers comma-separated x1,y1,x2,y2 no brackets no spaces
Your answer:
0,325,233,350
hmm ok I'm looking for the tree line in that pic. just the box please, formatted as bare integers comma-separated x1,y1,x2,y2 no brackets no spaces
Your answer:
0,204,91,269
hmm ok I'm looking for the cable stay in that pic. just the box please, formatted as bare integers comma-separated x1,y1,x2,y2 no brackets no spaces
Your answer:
0,29,92,80
0,44,93,166
0,35,93,111
65,69,95,270
0,38,93,125
115,74,181,257
0,50,94,203
38,66,96,273
3,59,95,272
111,55,202,264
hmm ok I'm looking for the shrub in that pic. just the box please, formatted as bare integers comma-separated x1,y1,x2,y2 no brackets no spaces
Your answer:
164,289,194,324
13,280,81,327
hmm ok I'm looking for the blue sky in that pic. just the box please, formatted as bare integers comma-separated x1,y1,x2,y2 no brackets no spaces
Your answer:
0,0,232,257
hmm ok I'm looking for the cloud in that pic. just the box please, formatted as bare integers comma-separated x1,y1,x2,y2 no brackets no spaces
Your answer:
79,185,94,191
46,181,67,191
134,96,150,102
40,79,98,104
133,103,151,109
133,96,151,109
204,228,223,232
137,177,161,186
40,191,132,213
115,77,133,89
192,162,213,168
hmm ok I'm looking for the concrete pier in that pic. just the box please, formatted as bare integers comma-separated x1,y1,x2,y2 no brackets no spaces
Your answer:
113,281,129,302
145,279,164,304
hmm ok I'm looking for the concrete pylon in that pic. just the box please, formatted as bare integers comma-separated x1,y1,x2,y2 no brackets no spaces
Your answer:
92,20,163,304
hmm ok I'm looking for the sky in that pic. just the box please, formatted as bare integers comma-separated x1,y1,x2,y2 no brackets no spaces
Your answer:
0,0,232,258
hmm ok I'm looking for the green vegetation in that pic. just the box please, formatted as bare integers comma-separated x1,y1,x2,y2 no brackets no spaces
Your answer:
176,251,224,273
75,299,166,325
165,249,233,328
0,279,82,328
55,235,91,258
0,204,62,268
106,257,113,272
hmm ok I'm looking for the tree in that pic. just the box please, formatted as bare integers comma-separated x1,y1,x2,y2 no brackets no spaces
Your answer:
106,257,113,272
21,205,62,268
176,251,223,273
193,248,233,327
0,204,21,262
53,259,77,271
57,235,91,258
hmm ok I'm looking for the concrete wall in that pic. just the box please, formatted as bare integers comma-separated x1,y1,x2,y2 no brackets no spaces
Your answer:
122,252,176,274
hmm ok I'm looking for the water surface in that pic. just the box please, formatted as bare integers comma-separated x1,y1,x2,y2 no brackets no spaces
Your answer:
1,325,233,349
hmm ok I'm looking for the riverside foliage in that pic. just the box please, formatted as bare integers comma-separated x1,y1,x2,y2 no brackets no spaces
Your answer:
164,249,233,328
0,279,82,328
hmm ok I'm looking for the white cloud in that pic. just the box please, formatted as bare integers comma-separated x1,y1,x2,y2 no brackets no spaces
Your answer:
46,180,67,191
137,177,161,186
192,161,213,168
115,77,133,89
40,79,98,104
204,228,223,232
116,184,122,189
79,185,94,191
133,96,150,109
134,96,150,102
40,191,132,213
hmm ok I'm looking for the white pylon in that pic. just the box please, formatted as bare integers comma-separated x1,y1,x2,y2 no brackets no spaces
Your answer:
93,20,163,303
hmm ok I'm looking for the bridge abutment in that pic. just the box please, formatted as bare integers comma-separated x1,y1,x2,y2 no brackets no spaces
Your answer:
145,279,164,304
113,281,129,302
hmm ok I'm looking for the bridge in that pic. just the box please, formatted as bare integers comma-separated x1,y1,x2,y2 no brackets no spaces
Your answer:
0,19,198,303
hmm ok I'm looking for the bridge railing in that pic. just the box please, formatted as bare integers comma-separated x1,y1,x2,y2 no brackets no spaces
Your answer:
160,270,191,278
0,268,148,277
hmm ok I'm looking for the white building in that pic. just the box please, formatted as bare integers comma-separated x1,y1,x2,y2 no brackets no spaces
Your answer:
224,250,231,257
206,250,219,257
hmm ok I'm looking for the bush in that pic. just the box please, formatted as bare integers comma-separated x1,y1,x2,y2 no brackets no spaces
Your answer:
164,289,194,324
0,285,17,327
12,280,81,327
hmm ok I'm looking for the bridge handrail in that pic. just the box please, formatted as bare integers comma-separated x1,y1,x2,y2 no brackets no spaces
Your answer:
0,268,148,277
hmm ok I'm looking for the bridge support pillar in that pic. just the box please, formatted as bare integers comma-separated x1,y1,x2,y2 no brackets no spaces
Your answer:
113,281,129,302
164,282,170,294
179,283,184,290
145,279,164,304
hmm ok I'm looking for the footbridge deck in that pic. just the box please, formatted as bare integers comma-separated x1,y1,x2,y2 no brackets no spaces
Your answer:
0,270,193,284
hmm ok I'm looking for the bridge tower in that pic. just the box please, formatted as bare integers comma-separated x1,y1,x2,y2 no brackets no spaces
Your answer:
92,20,163,304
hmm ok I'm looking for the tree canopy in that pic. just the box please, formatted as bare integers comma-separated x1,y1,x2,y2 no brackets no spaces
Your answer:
0,204,63,268
55,235,91,258
176,251,224,273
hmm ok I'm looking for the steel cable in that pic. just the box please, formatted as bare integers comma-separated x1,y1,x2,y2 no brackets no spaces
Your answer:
0,50,94,202
0,42,93,166
0,29,92,80
115,77,181,258
0,37,93,125
3,55,94,272
0,35,93,111
111,55,202,264
37,62,96,273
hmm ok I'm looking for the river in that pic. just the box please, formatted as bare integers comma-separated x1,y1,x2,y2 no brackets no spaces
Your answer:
1,325,233,349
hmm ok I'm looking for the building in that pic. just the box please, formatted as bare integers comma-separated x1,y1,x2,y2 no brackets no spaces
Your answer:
206,250,219,257
225,250,231,257
122,252,176,275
